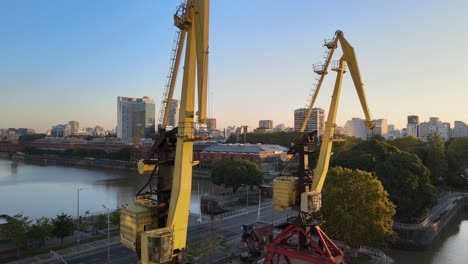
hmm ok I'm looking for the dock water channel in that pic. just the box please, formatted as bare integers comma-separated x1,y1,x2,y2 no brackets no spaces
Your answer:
2,158,468,263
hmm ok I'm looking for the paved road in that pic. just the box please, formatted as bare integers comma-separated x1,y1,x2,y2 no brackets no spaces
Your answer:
188,205,295,248
8,205,294,264
49,244,138,264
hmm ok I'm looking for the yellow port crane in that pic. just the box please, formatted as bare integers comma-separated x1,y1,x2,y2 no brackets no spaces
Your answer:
119,0,209,263
265,31,375,263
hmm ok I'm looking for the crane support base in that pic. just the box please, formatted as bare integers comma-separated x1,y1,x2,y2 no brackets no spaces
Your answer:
264,224,345,264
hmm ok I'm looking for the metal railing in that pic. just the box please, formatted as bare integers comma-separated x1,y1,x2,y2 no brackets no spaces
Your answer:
359,246,394,264
393,192,465,229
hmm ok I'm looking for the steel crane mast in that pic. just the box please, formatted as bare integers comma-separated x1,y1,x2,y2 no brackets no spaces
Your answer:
120,1,209,263
266,31,375,264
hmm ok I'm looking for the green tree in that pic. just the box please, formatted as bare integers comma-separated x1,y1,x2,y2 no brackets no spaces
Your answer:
375,151,437,222
211,159,263,193
95,214,107,231
30,217,53,247
52,213,75,246
18,133,47,143
426,133,448,184
110,209,120,225
321,167,396,252
0,214,31,257
331,140,438,222
446,137,468,180
386,136,426,161
185,246,206,263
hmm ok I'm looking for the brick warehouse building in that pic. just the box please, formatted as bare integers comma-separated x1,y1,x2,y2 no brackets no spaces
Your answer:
197,143,287,172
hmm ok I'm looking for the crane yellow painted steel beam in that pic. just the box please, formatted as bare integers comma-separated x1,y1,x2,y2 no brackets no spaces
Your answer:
165,0,209,256
303,31,376,213
161,31,186,130
139,1,209,263
299,37,338,132
335,31,375,130
308,59,345,195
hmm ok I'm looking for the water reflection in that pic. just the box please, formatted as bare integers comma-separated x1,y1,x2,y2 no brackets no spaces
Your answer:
0,159,224,220
387,212,468,264
10,161,18,175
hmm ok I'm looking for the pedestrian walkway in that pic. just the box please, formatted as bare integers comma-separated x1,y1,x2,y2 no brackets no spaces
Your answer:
7,236,120,264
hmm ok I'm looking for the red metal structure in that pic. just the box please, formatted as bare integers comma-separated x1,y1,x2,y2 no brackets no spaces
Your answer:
264,223,344,264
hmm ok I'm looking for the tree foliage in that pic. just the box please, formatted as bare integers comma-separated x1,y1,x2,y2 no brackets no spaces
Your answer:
52,213,75,246
211,159,263,193
446,137,468,187
110,209,120,226
18,133,47,143
331,140,438,223
23,147,132,161
0,214,31,257
426,133,448,184
95,214,107,231
322,167,396,248
375,151,437,222
386,136,426,161
30,217,53,247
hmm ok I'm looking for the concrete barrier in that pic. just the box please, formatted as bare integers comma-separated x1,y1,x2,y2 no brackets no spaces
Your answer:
393,193,467,249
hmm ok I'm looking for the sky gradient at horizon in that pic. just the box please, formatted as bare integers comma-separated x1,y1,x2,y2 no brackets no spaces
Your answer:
1,0,467,133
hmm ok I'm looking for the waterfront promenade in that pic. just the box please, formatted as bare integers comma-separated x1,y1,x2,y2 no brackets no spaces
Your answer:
6,203,293,264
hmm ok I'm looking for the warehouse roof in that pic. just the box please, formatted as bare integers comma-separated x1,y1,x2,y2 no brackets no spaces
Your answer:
201,143,287,154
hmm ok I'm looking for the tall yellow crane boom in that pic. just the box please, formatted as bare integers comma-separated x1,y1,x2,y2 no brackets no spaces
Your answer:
307,31,375,199
121,1,209,263
166,0,209,253
160,30,186,130
268,31,374,263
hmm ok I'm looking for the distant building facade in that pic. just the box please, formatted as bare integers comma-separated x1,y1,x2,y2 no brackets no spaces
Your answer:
344,118,367,139
259,120,273,129
452,121,467,138
294,108,325,134
51,124,71,137
372,119,388,138
167,99,180,129
407,115,419,137
117,96,155,140
68,121,79,135
198,143,287,172
418,117,451,141
274,124,286,132
207,118,217,131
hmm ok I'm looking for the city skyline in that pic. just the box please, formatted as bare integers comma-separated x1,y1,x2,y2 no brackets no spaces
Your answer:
1,1,467,132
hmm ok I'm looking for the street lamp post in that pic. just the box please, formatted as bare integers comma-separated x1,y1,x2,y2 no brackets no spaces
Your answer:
77,188,84,245
102,205,111,264
246,186,249,208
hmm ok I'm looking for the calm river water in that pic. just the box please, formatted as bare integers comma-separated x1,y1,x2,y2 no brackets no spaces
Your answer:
1,158,467,263
0,158,224,219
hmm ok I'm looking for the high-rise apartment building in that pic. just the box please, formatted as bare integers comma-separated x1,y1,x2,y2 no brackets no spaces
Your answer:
373,119,388,137
453,121,467,138
344,118,367,139
407,115,419,137
418,117,451,141
68,121,79,135
259,120,273,129
294,108,325,134
207,118,217,131
51,124,71,137
117,96,155,140
167,99,180,129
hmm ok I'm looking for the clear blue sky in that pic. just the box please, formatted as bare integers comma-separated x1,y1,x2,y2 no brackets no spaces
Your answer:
1,0,467,133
